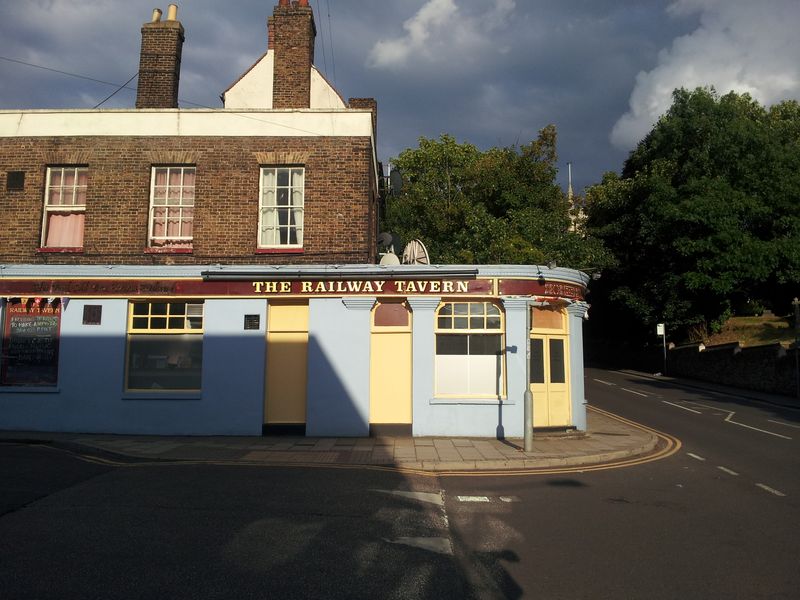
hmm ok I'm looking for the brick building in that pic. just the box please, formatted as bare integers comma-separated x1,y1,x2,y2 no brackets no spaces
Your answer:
0,2,590,438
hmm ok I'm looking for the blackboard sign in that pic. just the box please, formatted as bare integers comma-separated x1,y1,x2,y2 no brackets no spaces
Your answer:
1,302,61,386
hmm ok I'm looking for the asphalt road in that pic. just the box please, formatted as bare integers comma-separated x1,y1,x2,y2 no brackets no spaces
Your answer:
441,368,800,599
1,369,798,599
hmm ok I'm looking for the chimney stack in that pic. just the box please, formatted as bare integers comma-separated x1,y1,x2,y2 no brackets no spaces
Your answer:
136,4,185,109
271,0,316,109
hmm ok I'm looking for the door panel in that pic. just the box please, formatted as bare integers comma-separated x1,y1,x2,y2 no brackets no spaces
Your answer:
265,303,308,425
530,334,570,427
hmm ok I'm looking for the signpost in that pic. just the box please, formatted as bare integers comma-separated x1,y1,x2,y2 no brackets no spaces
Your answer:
524,301,534,452
657,323,666,375
793,298,799,400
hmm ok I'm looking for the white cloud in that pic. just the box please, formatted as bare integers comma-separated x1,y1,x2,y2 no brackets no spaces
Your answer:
611,0,800,149
366,0,515,69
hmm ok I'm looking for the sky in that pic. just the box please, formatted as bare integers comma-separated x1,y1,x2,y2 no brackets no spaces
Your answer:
1,0,799,194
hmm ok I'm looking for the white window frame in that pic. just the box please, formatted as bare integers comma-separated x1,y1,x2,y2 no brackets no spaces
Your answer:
434,301,506,399
41,166,87,248
148,166,196,248
258,166,305,248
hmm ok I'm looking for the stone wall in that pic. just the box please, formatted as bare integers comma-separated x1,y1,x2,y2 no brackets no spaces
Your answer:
668,341,798,399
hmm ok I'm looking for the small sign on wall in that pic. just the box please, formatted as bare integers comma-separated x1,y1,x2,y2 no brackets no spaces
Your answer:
656,323,665,336
244,315,260,330
83,305,102,325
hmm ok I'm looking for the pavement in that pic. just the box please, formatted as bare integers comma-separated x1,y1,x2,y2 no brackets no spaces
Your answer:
0,404,668,473
17,368,791,473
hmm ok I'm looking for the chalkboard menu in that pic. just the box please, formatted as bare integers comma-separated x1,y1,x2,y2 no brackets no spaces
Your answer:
1,302,61,386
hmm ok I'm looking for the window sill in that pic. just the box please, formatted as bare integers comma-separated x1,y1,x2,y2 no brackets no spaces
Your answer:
255,248,304,254
430,397,511,405
144,247,193,254
36,247,83,254
0,386,60,394
122,392,201,401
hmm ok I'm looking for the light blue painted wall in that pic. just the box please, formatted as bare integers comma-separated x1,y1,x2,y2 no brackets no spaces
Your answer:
0,299,128,433
567,302,589,431
306,297,374,436
198,299,266,435
0,299,267,435
408,297,525,438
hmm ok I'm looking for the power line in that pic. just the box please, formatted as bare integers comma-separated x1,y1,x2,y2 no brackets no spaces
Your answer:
94,72,138,108
325,0,337,86
0,55,340,137
0,55,137,92
314,0,330,78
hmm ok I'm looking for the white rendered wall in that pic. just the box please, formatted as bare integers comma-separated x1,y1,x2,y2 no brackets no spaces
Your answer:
224,51,345,110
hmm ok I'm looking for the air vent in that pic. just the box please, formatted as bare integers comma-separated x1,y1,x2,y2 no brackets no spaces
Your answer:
6,171,24,191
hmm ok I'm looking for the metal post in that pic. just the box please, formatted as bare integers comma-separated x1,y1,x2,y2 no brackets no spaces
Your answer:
524,301,533,452
793,298,799,400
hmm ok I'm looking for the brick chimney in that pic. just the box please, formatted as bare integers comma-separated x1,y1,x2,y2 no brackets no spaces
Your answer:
271,0,316,109
136,4,185,109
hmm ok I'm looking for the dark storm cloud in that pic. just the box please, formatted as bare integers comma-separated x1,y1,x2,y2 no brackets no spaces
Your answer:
13,1,797,194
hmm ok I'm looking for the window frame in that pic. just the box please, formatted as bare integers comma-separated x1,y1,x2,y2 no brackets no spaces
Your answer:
147,166,196,249
41,166,88,248
258,166,305,249
434,300,506,399
125,300,204,392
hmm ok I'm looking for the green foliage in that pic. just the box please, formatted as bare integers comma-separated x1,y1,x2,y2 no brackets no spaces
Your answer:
382,129,613,269
586,88,800,341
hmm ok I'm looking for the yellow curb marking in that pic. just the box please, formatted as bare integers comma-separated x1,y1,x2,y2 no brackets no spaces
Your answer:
20,404,682,478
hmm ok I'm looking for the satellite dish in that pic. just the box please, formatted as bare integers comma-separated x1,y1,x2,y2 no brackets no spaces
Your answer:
380,252,401,265
377,232,393,249
402,239,430,265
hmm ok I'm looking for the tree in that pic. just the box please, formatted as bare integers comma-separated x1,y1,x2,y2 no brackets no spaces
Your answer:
383,128,612,269
586,88,800,341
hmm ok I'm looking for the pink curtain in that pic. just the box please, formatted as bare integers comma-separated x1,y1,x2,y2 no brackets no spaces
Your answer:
45,213,84,247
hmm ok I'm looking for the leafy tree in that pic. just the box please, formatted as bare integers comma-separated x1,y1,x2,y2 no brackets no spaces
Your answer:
586,88,800,341
383,129,612,269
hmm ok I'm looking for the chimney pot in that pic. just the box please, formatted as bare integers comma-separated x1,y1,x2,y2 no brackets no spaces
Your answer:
151,8,162,22
298,0,309,5
166,4,178,21
278,0,290,6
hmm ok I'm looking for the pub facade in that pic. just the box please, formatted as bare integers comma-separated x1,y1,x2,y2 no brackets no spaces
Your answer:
0,264,589,436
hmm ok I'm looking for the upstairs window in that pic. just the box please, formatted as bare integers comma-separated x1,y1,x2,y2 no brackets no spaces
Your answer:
42,167,87,248
259,167,304,248
148,166,195,249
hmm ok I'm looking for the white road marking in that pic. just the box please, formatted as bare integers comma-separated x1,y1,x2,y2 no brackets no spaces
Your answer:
716,466,739,476
687,453,706,461
767,420,800,430
499,496,521,503
385,537,454,555
662,400,702,414
755,484,786,497
457,496,490,503
693,405,792,439
621,387,648,397
373,490,444,506
593,379,616,386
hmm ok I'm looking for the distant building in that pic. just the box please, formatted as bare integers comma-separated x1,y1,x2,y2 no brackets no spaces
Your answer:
0,1,589,437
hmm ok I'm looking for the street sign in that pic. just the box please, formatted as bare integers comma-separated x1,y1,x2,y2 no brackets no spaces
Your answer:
656,323,665,336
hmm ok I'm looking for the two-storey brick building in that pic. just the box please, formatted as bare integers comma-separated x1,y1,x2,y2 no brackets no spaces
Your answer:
0,1,590,438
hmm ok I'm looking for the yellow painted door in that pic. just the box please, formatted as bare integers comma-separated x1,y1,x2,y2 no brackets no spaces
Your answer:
265,302,308,425
369,331,412,424
530,335,571,427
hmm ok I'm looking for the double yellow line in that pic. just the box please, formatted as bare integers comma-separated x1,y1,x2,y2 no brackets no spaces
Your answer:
26,405,681,478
